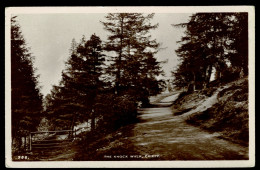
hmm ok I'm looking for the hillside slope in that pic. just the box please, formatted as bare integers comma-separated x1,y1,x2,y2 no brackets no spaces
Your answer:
172,77,249,146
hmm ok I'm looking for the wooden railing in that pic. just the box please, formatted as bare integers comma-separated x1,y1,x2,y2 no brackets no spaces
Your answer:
29,130,75,151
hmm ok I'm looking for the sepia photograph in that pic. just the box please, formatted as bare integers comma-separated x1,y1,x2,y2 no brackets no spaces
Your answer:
5,6,255,168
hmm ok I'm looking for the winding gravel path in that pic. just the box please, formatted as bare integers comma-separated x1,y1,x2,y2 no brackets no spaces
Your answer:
124,92,249,160
32,91,249,161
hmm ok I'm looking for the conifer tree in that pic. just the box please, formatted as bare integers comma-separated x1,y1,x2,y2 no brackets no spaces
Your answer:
229,13,248,76
46,34,105,131
11,16,43,149
173,13,248,91
101,13,162,105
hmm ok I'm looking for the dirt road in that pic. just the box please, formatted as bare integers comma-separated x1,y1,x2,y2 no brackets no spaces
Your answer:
31,91,249,161
98,92,249,160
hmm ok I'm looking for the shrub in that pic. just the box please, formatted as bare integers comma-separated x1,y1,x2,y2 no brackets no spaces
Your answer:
97,93,138,130
113,95,138,128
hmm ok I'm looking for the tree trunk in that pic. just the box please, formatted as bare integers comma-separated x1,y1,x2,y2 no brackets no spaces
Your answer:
206,64,213,85
115,17,124,95
214,65,220,80
24,136,27,150
193,72,196,91
91,109,95,131
70,113,76,138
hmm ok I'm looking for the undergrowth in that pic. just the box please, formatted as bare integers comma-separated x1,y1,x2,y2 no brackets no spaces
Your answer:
185,77,249,146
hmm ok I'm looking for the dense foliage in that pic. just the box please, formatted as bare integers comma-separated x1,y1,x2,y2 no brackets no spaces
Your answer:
11,16,43,151
45,13,163,131
101,13,163,106
173,13,248,91
10,12,250,159
45,34,106,131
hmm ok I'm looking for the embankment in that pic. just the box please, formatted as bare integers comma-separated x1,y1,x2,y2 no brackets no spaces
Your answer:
172,77,249,146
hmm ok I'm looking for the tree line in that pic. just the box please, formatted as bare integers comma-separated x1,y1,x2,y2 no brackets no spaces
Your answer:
173,13,248,91
44,13,163,131
11,13,163,152
11,16,43,151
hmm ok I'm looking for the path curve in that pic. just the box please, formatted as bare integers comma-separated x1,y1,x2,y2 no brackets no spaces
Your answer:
126,92,248,160
32,91,249,160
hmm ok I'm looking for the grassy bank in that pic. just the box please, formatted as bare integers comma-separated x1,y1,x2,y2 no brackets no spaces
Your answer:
172,77,249,146
73,123,139,161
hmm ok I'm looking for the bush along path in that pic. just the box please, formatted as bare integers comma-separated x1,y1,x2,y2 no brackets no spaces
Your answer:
75,86,248,160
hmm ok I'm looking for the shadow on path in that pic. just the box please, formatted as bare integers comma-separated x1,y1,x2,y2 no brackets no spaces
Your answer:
99,92,249,160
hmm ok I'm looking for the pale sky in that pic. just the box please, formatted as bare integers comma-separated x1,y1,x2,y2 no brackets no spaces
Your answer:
16,13,191,96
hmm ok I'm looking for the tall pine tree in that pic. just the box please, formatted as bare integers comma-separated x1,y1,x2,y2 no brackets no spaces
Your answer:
46,34,105,131
11,16,43,150
229,13,248,76
101,13,162,106
173,13,248,91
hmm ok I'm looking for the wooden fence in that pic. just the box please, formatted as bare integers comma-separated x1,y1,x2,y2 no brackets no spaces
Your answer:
29,130,76,151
